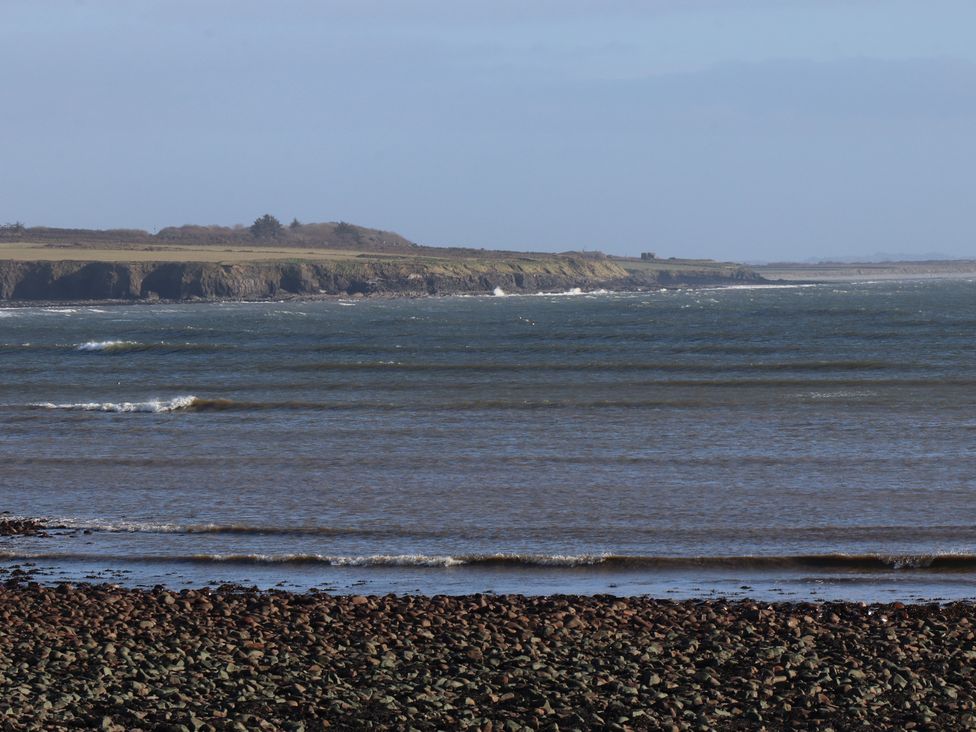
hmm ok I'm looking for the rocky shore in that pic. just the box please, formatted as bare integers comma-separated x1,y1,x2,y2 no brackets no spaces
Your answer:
0,584,974,731
0,517,48,537
0,258,763,302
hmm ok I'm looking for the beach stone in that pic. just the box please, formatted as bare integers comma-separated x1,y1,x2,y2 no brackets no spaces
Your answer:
0,588,974,729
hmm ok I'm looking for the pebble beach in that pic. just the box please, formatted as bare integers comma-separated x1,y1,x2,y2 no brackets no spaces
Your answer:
2,580,975,730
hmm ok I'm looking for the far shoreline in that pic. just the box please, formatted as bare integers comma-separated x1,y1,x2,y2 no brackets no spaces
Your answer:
0,279,778,309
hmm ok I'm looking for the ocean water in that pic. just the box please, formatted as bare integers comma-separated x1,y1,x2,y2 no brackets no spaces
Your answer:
3,281,976,601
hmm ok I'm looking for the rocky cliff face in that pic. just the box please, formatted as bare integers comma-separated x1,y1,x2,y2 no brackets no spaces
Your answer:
0,258,762,302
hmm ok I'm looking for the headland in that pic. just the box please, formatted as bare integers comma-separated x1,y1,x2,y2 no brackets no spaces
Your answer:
0,221,761,303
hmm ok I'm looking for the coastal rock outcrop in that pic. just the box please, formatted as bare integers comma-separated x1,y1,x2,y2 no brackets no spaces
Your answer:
0,258,763,302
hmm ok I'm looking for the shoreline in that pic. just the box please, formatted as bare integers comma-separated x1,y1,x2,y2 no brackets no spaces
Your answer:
0,280,757,309
0,251,763,304
1,580,973,730
3,273,975,309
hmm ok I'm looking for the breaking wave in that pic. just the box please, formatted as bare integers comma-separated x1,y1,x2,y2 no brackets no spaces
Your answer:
3,551,976,571
18,396,730,413
38,518,453,539
29,396,202,413
73,340,219,354
75,340,140,352
23,397,323,413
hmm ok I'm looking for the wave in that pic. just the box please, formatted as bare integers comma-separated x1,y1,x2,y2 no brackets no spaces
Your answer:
276,359,898,375
29,395,201,413
0,551,608,568
3,551,976,571
74,340,220,354
21,396,313,414
13,394,890,413
705,284,820,291
40,518,454,539
75,340,140,352
16,518,976,545
461,287,615,299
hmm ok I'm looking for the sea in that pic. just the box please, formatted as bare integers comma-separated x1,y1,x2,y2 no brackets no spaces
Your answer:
3,280,976,602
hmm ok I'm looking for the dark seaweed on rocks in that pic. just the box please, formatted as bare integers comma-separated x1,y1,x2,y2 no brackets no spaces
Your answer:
0,585,974,730
0,517,49,537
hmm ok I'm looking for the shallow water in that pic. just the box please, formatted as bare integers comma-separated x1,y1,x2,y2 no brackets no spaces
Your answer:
3,281,976,600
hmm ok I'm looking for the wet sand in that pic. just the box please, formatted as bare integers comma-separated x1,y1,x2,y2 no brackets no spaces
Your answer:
1,581,974,730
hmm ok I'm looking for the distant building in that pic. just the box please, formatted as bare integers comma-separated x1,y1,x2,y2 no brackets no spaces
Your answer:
640,252,656,260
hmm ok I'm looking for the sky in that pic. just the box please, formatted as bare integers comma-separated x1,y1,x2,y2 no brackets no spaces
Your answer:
2,1,975,261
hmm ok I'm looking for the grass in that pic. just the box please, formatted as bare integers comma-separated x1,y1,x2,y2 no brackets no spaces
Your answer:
616,257,744,274
0,242,376,264
0,241,626,273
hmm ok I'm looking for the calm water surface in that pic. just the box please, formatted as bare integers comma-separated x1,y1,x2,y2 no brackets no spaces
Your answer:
3,281,976,601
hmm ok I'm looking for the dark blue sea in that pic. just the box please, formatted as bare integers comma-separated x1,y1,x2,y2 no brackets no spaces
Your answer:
4,280,976,601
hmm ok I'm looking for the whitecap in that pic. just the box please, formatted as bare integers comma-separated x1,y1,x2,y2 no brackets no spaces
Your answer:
710,284,820,291
30,395,199,413
75,340,139,352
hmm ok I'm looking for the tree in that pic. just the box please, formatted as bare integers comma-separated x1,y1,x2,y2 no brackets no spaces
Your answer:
250,214,283,240
289,218,302,230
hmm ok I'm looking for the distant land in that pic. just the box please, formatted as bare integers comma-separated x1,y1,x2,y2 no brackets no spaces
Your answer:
755,259,976,281
803,252,960,264
0,219,761,302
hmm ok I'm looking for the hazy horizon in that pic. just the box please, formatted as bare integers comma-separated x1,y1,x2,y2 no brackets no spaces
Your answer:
3,1,975,261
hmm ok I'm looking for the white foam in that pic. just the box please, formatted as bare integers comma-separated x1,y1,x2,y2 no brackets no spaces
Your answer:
806,390,876,400
707,284,820,291
191,553,611,567
511,288,618,299
493,286,507,297
30,395,199,413
75,340,139,352
322,553,612,568
882,554,935,569
51,517,184,533
326,554,467,567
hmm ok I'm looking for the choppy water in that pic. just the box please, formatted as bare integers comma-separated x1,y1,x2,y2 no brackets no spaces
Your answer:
4,281,976,601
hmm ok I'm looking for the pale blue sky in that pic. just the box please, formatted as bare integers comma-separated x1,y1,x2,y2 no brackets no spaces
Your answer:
3,1,975,260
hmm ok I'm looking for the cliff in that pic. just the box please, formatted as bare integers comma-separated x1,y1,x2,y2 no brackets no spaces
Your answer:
0,257,762,302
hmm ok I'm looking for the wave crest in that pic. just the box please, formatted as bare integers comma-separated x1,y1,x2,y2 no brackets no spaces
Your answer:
2,551,976,571
30,395,200,413
75,340,140,352
74,341,219,354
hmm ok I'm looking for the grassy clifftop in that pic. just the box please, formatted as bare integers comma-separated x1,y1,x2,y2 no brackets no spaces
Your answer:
0,221,763,301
